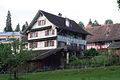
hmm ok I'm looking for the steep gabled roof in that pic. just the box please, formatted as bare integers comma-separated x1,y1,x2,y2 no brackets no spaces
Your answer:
85,24,120,42
25,10,89,35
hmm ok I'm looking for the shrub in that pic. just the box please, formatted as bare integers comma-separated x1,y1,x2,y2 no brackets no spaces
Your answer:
83,48,98,57
69,59,90,68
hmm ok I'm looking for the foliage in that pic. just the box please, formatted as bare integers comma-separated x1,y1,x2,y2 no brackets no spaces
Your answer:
22,25,26,32
78,21,84,28
22,21,28,32
83,48,98,57
69,52,78,61
92,20,100,26
104,19,113,24
15,23,20,32
117,0,120,9
0,41,32,80
4,11,13,32
69,59,89,67
0,43,12,73
88,19,93,25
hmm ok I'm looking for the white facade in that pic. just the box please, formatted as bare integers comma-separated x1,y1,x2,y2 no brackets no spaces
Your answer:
87,42,111,50
28,14,58,50
27,12,87,51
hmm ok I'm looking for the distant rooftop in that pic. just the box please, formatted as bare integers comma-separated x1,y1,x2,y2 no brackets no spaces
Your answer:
0,32,20,36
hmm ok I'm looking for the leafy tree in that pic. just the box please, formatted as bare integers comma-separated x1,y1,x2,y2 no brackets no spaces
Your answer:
83,48,98,57
88,19,93,25
0,41,32,80
78,21,85,28
4,11,13,32
104,19,113,24
15,23,20,32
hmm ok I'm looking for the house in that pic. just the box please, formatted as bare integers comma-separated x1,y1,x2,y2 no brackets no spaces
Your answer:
85,24,120,55
0,32,21,43
24,10,89,69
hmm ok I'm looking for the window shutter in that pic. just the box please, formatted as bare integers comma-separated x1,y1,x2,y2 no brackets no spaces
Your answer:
44,19,46,25
29,43,31,48
45,31,47,36
52,29,54,35
35,42,37,48
36,32,38,37
52,41,54,46
45,42,47,47
38,21,40,26
30,33,32,38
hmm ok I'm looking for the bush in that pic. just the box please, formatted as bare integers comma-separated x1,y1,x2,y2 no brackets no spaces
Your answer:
83,48,98,57
69,59,90,68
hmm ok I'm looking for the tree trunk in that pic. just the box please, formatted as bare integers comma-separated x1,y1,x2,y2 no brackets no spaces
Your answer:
14,71,18,80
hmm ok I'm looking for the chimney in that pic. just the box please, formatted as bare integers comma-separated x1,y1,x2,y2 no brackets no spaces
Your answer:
58,13,62,17
65,18,70,27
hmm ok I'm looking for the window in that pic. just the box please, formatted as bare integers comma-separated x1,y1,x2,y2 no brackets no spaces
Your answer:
45,29,54,36
29,42,38,48
44,40,54,47
30,32,38,38
38,19,46,26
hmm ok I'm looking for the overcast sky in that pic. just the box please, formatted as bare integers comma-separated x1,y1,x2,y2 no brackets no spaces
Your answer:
0,0,120,32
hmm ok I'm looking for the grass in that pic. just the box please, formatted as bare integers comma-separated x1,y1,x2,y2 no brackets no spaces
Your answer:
1,66,120,80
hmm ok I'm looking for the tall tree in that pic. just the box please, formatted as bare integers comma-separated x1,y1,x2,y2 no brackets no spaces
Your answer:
117,0,120,9
88,19,93,25
4,11,13,32
105,19,113,24
78,21,84,28
15,23,20,32
22,24,26,32
92,20,100,26
22,21,28,32
25,21,28,27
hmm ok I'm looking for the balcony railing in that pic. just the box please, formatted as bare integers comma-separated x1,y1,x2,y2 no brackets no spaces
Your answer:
57,35,86,45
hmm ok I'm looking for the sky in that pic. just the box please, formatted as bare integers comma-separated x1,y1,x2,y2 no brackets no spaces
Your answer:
0,0,120,32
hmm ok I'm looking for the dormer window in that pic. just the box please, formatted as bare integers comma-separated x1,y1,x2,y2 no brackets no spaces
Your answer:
38,19,46,26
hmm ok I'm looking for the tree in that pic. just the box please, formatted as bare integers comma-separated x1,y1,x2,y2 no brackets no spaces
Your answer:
22,24,26,32
22,21,28,32
88,19,93,25
92,20,100,26
25,21,28,27
4,11,13,32
83,48,98,57
104,19,113,24
15,23,20,32
0,41,32,80
117,0,120,9
78,21,84,28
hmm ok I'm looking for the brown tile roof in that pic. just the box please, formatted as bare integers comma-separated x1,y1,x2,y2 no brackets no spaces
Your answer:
24,10,89,35
85,24,120,42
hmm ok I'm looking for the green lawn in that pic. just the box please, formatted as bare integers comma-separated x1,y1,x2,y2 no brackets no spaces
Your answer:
1,66,120,80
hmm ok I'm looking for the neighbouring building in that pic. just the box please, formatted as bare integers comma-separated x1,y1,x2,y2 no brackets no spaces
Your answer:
85,24,120,55
24,10,89,69
0,32,21,43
